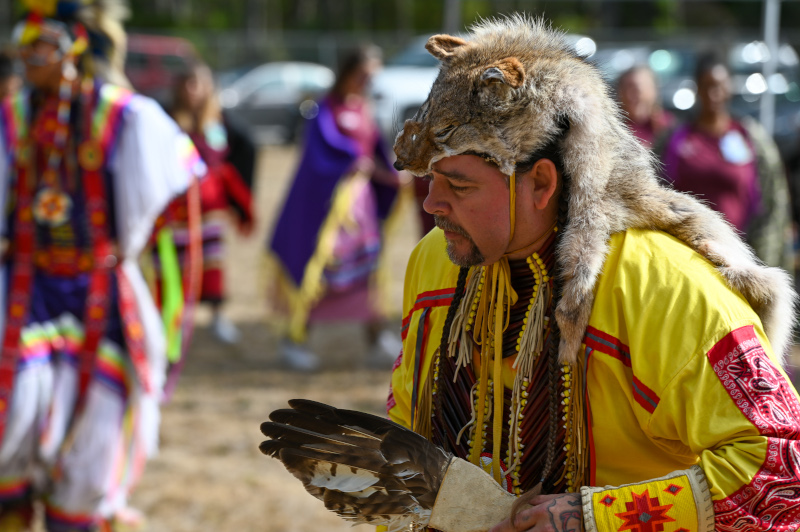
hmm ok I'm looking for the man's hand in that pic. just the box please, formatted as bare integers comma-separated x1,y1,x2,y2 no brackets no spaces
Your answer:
489,493,584,532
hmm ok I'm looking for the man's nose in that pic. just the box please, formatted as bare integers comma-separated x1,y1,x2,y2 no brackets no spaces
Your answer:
422,179,449,216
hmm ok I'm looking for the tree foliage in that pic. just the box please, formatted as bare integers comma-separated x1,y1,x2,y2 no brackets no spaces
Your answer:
126,0,800,35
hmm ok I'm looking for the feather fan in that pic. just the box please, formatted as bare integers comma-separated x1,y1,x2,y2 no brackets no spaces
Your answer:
259,399,453,532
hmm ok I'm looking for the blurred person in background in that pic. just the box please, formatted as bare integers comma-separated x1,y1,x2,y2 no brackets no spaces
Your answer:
0,50,23,100
268,44,402,371
168,61,256,345
661,54,793,271
616,65,675,147
0,1,204,530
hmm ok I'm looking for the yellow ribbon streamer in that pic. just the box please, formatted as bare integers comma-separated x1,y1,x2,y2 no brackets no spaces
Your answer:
468,255,518,482
467,170,519,482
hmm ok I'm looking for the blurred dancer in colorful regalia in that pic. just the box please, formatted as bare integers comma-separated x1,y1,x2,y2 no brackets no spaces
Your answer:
0,1,204,530
269,45,403,371
168,61,255,345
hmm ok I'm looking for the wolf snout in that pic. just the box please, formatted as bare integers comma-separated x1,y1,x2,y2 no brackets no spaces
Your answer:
393,159,407,171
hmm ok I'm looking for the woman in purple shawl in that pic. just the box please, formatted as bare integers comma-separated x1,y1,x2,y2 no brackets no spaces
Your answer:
269,45,401,371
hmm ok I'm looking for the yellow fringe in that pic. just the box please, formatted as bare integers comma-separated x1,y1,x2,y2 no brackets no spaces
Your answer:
563,358,589,492
434,211,589,491
262,253,302,335
467,258,517,484
443,239,589,492
450,267,482,375
415,359,434,440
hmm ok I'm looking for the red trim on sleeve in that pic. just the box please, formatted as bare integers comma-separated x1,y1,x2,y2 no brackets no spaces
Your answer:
707,325,762,367
631,375,660,414
401,288,455,340
583,325,631,367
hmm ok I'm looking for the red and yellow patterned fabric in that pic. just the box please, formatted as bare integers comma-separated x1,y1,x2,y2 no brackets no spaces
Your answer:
582,467,714,532
389,227,800,531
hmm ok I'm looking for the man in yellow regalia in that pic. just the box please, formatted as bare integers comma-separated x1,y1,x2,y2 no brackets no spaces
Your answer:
388,15,800,532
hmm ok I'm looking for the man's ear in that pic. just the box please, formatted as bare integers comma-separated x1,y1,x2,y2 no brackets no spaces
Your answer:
426,34,467,60
527,159,559,210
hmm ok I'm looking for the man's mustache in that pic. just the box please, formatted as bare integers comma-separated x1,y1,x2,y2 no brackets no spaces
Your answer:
434,216,469,238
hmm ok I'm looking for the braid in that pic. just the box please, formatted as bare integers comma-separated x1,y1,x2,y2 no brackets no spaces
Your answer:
438,267,470,359
541,170,571,492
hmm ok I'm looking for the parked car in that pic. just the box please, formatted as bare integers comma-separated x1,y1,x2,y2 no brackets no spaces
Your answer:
125,34,198,108
219,62,335,145
371,34,597,140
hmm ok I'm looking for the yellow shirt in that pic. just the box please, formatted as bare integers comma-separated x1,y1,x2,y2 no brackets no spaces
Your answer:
389,228,800,532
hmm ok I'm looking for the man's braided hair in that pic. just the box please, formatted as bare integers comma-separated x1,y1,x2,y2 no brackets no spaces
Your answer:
437,266,470,361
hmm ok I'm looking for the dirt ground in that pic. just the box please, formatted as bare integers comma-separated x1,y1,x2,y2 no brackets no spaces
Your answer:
128,145,421,532
128,145,800,532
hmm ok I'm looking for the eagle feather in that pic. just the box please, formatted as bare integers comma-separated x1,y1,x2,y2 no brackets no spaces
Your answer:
259,399,453,531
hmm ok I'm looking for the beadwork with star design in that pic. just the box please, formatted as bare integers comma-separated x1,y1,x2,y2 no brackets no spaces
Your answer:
33,187,72,225
589,474,700,532
614,490,675,532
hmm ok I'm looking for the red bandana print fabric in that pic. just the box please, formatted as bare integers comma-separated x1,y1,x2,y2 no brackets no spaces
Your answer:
707,325,800,531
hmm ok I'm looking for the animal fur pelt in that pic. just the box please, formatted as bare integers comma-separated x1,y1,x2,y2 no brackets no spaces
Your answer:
259,399,452,531
392,15,797,364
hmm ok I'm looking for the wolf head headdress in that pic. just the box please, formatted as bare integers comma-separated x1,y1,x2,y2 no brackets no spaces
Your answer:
393,15,796,363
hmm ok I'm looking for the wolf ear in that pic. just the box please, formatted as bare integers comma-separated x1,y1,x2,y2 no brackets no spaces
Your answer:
426,34,467,60
480,57,526,88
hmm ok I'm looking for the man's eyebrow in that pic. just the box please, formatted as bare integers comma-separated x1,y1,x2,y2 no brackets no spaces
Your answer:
432,167,477,183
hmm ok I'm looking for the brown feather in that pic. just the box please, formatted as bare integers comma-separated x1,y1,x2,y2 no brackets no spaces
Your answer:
266,411,383,444
259,400,453,530
260,421,378,449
